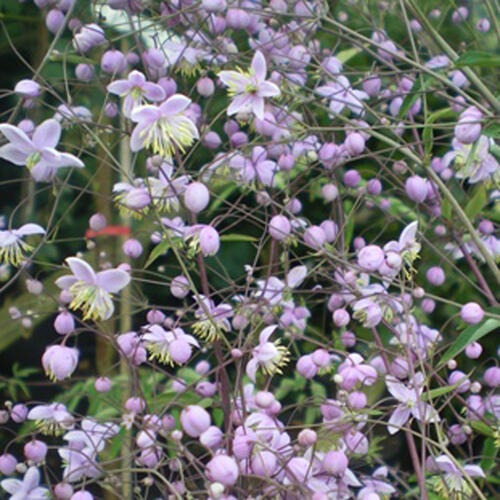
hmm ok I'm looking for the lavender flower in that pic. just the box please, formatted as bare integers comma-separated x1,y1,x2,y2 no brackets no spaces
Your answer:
218,50,281,119
0,119,84,182
0,223,45,266
0,467,49,500
27,403,74,435
56,257,130,321
142,325,199,365
130,94,199,159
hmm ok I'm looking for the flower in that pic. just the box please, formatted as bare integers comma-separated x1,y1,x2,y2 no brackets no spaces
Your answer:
385,373,439,434
0,223,45,266
316,76,368,115
142,325,199,365
337,353,377,390
192,295,232,341
107,70,165,117
246,325,290,382
0,119,84,182
27,403,74,435
1,466,49,500
130,94,199,159
218,50,280,119
42,345,79,381
431,455,484,498
229,146,278,186
56,257,130,321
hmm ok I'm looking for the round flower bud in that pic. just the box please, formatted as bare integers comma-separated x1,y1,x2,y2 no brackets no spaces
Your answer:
17,119,35,136
278,153,295,171
203,131,222,149
229,131,248,148
146,310,165,324
122,238,143,258
11,403,28,423
70,491,93,500
199,226,220,256
348,391,367,409
202,0,227,11
170,339,192,365
206,455,239,485
26,279,43,295
125,397,145,413
322,183,338,202
312,348,330,368
343,169,361,188
455,113,482,144
366,178,382,195
94,376,112,393
200,426,223,449
460,302,484,324
104,102,118,118
54,483,73,500
333,308,350,327
89,213,106,231
14,79,40,98
448,370,470,393
341,330,356,347
100,50,126,74
255,391,275,408
170,275,190,298
357,245,384,272
180,405,211,437
196,77,215,97
158,77,177,97
483,366,500,388
304,226,326,249
24,440,48,463
269,215,291,241
426,266,445,286
476,18,490,32
421,298,435,314
362,75,381,96
298,429,317,446
451,6,468,23
46,9,65,33
0,454,17,475
405,176,428,203
345,133,365,156
54,311,75,335
323,450,348,476
465,342,482,359
296,355,318,379
478,220,494,235
184,182,210,213
42,345,79,381
251,451,277,477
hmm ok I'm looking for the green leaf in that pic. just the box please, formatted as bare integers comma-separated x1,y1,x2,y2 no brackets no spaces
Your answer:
437,317,500,369
336,47,361,63
421,383,460,401
441,198,452,221
482,122,500,139
480,438,497,472
219,234,258,243
455,51,500,68
144,240,169,268
422,108,455,156
464,185,487,219
470,420,495,438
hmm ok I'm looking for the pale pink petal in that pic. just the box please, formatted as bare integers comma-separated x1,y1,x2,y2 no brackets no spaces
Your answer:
0,478,22,494
28,406,53,420
51,152,84,168
251,50,267,81
387,405,410,434
128,70,146,86
143,82,166,102
0,144,28,165
435,456,458,474
130,105,160,123
218,71,249,92
107,79,132,96
16,223,45,236
287,266,307,288
251,96,265,120
66,257,97,285
130,123,149,152
385,376,413,402
96,269,131,293
246,358,258,382
32,119,61,149
227,94,251,116
0,124,35,151
23,467,40,490
30,162,56,182
257,81,280,98
160,94,192,116
55,275,78,290
463,465,485,478
259,324,278,344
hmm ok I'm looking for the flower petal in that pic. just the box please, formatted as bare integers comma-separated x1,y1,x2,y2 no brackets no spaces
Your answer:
259,324,278,344
66,257,97,285
143,82,166,102
0,143,29,165
32,119,61,149
257,81,280,98
0,124,35,151
55,275,78,290
96,269,131,293
107,79,132,96
130,105,160,124
246,358,258,382
51,152,84,168
387,405,410,434
251,50,267,81
16,223,45,236
23,467,40,490
286,266,307,288
1,479,22,494
160,94,192,116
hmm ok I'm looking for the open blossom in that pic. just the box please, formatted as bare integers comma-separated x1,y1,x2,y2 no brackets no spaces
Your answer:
192,295,232,341
42,345,79,381
107,70,166,117
430,455,484,497
337,353,377,390
0,223,45,266
246,325,290,382
0,119,84,182
142,325,199,365
27,403,74,435
385,373,439,434
130,94,199,159
218,50,280,119
56,257,130,321
316,76,368,115
1,467,49,500
229,146,278,186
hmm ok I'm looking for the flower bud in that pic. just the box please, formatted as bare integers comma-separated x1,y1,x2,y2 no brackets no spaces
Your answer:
483,366,500,388
100,50,126,74
476,18,490,32
46,9,65,34
89,213,107,231
405,175,428,203
14,79,40,98
202,0,227,11
323,450,348,475
200,426,223,449
298,428,317,446
341,330,356,347
348,391,367,409
362,75,381,96
196,77,215,97
54,311,75,335
104,102,118,118
170,275,189,298
304,226,326,249
11,404,28,423
54,483,73,500
203,131,222,149
184,182,210,213
448,370,470,392
451,6,468,23
122,238,143,258
269,215,291,241
333,308,350,327
226,8,250,29
343,169,361,187
357,245,384,272
322,183,338,201
344,133,365,156
460,302,484,324
296,355,318,379
465,342,482,359
421,298,435,314
0,454,17,475
199,226,220,256
70,490,93,500
94,376,112,393
42,345,79,381
180,405,211,437
206,455,239,485
251,451,277,477
426,266,445,286
24,440,48,463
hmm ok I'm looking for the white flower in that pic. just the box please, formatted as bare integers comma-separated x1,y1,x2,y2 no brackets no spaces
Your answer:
1,467,49,500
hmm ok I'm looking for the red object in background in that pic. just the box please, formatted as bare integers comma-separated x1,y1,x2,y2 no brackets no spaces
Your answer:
85,225,131,239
